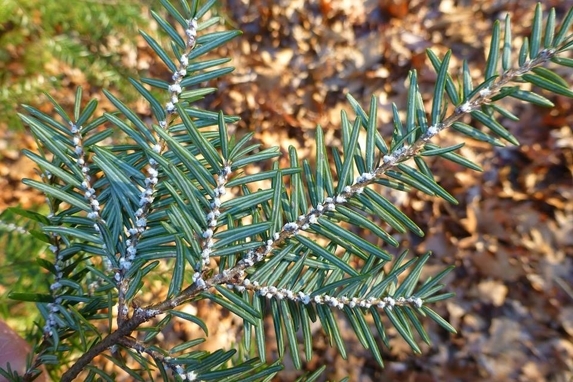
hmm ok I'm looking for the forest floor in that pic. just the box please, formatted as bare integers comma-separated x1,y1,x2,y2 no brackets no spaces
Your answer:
1,0,573,381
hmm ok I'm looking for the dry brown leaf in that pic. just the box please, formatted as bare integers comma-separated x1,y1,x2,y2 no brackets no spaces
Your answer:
477,279,508,307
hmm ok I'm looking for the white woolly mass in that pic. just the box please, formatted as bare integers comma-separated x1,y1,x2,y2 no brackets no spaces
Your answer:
479,87,491,97
335,194,346,203
427,124,439,136
169,84,182,94
382,155,395,164
283,222,299,232
180,55,189,67
229,279,425,315
195,278,206,289
458,102,472,113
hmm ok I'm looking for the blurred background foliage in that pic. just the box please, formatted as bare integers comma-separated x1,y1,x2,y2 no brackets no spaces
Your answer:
0,209,45,328
0,0,152,130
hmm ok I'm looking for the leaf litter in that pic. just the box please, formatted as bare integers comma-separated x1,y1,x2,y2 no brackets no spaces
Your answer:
1,0,572,380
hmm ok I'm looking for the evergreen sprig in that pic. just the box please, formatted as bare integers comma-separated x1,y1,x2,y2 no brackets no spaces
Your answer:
3,1,573,381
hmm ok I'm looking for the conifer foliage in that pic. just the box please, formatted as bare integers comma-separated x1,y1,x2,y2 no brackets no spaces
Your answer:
4,1,573,381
